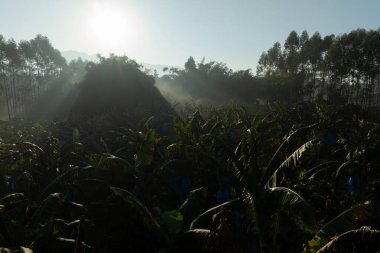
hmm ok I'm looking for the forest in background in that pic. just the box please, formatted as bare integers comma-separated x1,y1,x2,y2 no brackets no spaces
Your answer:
1,28,380,121
157,28,380,111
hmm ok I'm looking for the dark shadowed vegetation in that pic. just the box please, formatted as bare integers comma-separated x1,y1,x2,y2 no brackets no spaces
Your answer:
69,55,174,130
0,28,379,253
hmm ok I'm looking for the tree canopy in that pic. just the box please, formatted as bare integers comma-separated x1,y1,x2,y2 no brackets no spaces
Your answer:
69,55,174,129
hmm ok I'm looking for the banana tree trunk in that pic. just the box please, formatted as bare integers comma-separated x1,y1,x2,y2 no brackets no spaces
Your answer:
253,197,272,253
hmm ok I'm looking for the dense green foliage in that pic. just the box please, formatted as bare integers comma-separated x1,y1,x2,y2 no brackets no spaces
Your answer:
0,102,379,252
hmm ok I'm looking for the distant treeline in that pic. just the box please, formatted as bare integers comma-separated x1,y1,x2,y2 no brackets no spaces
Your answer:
0,35,66,118
1,28,380,120
258,28,380,106
156,28,380,107
156,57,266,104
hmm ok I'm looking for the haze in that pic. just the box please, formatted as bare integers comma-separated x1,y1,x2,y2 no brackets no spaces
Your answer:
1,0,379,70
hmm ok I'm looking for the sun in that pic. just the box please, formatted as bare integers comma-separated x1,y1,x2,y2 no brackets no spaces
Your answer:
86,2,138,54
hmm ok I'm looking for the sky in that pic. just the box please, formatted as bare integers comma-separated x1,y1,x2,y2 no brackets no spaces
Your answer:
0,0,379,71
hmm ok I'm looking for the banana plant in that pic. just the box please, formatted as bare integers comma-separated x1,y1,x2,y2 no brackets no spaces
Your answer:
305,201,375,253
0,192,91,252
167,109,319,253
235,117,319,253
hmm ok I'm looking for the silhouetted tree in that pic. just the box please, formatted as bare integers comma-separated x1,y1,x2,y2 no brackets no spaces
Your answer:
69,55,174,129
257,28,380,106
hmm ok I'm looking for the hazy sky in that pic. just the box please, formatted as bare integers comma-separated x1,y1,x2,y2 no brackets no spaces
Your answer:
0,0,379,70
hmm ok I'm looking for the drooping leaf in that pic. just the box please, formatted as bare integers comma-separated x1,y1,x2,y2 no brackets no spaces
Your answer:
190,198,240,230
266,187,315,224
261,123,318,187
166,144,200,161
169,229,212,253
316,227,380,253
40,166,83,198
28,193,86,238
16,142,45,157
99,154,134,173
267,139,318,187
32,237,91,253
27,219,77,245
179,188,208,228
277,140,316,170
308,201,375,252
304,161,337,180
0,193,26,206
28,193,65,231
334,161,352,177
110,187,161,232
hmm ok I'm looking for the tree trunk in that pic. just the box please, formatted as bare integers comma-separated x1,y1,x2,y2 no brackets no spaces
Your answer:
253,197,272,253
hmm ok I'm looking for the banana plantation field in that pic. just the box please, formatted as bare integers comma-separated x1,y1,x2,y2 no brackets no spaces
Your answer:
0,103,379,253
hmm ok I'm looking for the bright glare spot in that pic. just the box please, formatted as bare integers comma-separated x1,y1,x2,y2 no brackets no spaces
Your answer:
86,2,139,54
